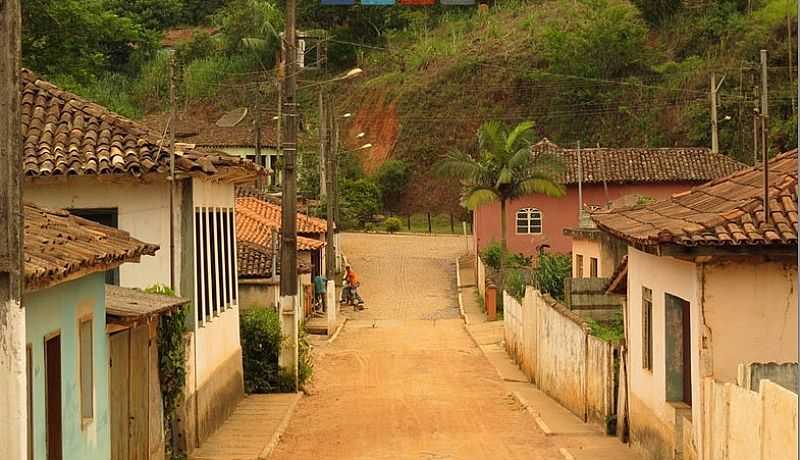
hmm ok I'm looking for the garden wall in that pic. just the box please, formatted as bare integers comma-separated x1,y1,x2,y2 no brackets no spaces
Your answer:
503,287,617,425
702,378,798,460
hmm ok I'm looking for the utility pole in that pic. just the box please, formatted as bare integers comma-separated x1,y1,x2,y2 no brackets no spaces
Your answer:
254,93,263,190
279,0,299,390
331,99,341,273
169,53,177,292
576,140,583,222
325,94,336,279
760,50,770,222
753,86,760,166
710,73,725,154
0,0,26,458
319,89,327,199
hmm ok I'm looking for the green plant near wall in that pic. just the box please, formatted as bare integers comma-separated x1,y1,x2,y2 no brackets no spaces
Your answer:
145,284,187,460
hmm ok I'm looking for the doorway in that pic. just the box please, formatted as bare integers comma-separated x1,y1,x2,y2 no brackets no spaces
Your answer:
45,334,62,460
665,294,692,405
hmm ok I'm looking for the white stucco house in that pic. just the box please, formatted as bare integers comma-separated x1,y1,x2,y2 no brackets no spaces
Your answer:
592,150,798,460
20,69,265,453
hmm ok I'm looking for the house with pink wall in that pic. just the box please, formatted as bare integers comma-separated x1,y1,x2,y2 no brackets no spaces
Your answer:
592,150,798,460
472,139,746,257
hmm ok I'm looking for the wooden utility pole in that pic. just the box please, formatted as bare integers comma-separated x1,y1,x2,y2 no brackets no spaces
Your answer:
710,73,725,154
0,0,26,458
169,53,177,292
760,50,770,222
753,86,760,166
254,93,263,190
279,0,299,390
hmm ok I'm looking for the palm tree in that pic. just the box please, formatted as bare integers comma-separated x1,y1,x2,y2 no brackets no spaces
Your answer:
437,120,566,304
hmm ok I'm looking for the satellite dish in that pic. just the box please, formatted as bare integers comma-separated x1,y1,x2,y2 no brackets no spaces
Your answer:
216,107,248,128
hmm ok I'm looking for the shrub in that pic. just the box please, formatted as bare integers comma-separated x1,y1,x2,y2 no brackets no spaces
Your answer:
481,242,503,271
534,253,572,302
505,269,528,302
373,160,410,210
339,179,382,229
383,217,402,233
240,308,313,393
480,242,533,272
240,308,283,393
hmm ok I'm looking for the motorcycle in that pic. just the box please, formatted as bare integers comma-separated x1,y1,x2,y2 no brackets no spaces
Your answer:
340,280,365,310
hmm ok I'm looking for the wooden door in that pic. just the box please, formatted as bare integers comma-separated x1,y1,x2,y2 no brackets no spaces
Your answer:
110,330,131,460
681,300,692,405
129,325,150,460
45,334,62,460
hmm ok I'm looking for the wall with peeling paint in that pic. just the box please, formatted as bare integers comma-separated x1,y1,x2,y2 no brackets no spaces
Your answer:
25,273,110,460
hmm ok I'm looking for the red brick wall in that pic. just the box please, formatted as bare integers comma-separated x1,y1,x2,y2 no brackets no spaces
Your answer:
473,182,699,257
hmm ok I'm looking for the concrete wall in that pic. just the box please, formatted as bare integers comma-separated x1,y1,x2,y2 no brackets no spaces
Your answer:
476,254,487,299
24,176,182,293
474,182,697,256
572,239,602,277
504,287,617,426
626,248,698,460
703,378,798,460
626,249,798,460
190,178,243,446
239,280,280,310
739,362,798,393
703,260,798,384
25,273,110,460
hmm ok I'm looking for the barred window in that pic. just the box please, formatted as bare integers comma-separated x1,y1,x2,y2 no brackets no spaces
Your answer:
642,287,653,371
195,207,238,325
516,208,542,234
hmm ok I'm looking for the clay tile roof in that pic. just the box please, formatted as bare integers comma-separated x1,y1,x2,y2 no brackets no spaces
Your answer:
236,196,327,234
235,200,325,252
24,203,158,291
237,240,311,279
531,139,747,184
142,104,278,148
21,69,263,182
106,285,189,325
592,150,798,249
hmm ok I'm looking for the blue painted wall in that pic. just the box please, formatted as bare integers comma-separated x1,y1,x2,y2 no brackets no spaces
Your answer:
25,273,111,460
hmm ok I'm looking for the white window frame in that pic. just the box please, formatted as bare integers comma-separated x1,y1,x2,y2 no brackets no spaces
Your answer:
515,207,543,235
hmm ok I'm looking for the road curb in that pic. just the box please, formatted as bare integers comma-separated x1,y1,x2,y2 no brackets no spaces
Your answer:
326,317,348,343
259,392,302,459
511,390,554,436
455,257,469,325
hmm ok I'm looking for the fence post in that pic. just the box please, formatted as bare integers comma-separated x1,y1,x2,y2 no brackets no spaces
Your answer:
485,283,497,321
407,214,411,231
427,212,432,233
450,213,454,233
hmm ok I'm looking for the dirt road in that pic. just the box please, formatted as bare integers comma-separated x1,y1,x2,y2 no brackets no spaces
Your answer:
271,233,561,460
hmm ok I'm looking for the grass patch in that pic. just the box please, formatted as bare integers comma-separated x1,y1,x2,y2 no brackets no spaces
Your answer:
393,213,471,234
586,312,624,342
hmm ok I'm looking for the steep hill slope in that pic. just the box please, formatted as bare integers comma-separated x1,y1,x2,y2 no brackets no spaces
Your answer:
337,0,797,213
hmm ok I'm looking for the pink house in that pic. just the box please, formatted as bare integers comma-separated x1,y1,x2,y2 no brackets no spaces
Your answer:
472,139,747,257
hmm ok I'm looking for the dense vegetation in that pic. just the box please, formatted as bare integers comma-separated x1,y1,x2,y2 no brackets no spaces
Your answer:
21,0,797,213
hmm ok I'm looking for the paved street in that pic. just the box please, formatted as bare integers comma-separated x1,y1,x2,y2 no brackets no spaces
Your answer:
271,233,562,460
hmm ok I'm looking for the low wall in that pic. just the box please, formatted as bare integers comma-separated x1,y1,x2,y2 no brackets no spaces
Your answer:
703,377,798,460
504,287,618,425
738,362,798,393
477,255,487,299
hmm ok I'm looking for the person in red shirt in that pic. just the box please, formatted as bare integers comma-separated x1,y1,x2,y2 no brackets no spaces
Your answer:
342,265,364,309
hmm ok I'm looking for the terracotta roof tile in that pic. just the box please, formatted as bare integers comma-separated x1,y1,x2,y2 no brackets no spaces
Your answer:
21,69,263,182
235,199,325,252
24,203,158,291
106,285,189,324
531,138,746,184
593,150,798,249
237,240,311,279
236,196,327,234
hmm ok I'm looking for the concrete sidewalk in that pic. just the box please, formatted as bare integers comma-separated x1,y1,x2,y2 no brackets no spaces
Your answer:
190,393,301,460
456,256,641,460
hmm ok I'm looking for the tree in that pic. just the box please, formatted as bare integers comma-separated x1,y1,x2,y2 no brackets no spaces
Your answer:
436,120,565,306
22,0,155,82
373,159,410,212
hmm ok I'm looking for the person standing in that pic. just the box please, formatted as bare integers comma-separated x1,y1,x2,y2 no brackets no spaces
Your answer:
313,273,327,313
